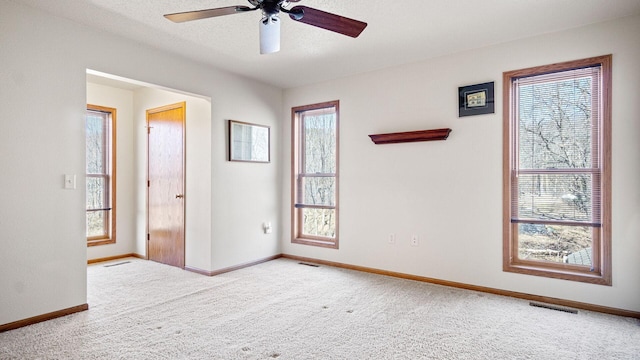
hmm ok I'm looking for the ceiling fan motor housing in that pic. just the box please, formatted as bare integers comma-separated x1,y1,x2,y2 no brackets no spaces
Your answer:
261,0,280,16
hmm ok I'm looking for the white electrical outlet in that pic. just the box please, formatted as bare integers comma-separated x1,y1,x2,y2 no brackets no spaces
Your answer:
411,235,419,247
263,222,272,234
388,234,396,245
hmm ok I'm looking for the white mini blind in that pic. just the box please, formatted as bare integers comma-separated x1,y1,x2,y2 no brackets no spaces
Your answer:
296,105,337,208
511,65,602,227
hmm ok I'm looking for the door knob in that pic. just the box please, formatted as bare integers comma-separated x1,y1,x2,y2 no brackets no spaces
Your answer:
175,194,184,199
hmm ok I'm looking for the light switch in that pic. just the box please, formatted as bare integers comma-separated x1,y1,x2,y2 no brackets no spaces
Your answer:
64,174,76,189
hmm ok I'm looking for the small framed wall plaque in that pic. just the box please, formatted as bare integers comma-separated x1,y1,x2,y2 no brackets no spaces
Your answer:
228,120,270,163
458,81,495,117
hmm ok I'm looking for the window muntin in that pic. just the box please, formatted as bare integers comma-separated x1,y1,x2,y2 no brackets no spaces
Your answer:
292,101,339,248
503,56,611,285
86,105,116,246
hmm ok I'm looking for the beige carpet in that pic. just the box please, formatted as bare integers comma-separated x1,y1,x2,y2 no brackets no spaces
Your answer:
1,258,638,359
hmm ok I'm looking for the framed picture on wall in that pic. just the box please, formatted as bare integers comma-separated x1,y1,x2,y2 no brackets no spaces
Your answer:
458,81,495,117
228,120,270,163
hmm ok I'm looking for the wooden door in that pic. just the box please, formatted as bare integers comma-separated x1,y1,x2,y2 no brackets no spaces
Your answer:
147,102,185,268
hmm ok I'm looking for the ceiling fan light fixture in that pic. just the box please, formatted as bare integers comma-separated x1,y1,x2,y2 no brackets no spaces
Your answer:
259,15,280,54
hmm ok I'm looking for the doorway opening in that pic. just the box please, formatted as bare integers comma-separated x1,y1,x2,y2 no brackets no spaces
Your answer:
85,69,211,269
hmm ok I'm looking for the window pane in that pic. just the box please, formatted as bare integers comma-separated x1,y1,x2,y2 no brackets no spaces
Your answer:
517,173,594,223
86,113,106,174
86,106,116,245
518,76,594,170
303,113,336,174
504,56,610,284
302,208,336,238
87,210,107,238
517,224,592,266
86,176,106,210
293,101,339,247
298,176,335,206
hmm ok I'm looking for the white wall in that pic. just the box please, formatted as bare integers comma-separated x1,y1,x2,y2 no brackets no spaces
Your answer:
209,94,283,271
0,0,282,325
86,83,137,260
282,15,640,312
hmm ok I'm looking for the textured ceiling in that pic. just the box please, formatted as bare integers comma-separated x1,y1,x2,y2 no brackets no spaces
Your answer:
13,0,640,89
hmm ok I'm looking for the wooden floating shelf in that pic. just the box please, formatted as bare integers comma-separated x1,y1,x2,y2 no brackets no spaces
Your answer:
368,128,452,145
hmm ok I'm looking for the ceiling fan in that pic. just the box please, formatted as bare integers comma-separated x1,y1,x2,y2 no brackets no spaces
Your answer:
164,0,368,54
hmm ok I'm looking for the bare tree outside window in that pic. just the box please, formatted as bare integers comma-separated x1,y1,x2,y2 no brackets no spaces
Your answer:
301,112,336,237
292,101,339,248
86,105,116,246
503,55,611,285
516,75,596,264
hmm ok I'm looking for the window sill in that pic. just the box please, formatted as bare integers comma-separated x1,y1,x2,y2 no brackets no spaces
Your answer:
504,262,611,286
87,238,115,247
293,237,338,249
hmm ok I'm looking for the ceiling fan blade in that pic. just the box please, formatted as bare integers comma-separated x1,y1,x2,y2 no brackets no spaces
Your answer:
288,6,367,38
164,6,252,23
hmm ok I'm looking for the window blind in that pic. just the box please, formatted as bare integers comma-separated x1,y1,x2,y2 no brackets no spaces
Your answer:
511,65,602,227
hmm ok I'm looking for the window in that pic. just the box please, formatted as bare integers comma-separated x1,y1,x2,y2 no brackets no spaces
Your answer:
503,55,611,285
86,105,116,246
292,101,339,248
